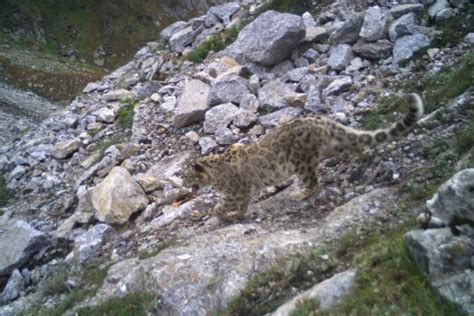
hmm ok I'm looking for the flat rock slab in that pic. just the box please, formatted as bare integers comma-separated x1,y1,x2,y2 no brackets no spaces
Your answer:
174,80,211,128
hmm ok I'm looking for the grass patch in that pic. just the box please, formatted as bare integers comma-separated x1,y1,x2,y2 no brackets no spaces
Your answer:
117,97,137,129
0,172,12,207
291,298,320,316
260,0,312,15
431,3,474,48
360,95,406,129
75,292,155,316
19,263,108,316
186,20,248,63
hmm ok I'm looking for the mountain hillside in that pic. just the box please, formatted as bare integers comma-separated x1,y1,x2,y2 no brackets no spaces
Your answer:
0,0,473,315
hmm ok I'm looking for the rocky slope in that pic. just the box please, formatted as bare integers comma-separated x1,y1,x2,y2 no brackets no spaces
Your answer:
0,0,473,315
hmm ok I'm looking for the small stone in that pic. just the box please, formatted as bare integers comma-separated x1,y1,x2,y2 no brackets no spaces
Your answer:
464,33,474,44
52,138,82,159
95,107,116,123
151,93,162,102
199,137,218,155
233,110,258,128
204,103,240,134
185,131,200,143
137,176,162,193
322,77,353,98
215,127,238,145
328,44,354,71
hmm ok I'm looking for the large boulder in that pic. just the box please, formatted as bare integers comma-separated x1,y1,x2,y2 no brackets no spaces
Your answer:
0,219,51,277
231,10,305,66
426,169,474,225
174,80,211,128
91,167,149,225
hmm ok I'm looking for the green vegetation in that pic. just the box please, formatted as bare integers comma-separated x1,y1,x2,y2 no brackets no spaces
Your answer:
95,136,124,158
75,292,155,316
432,3,474,48
186,21,248,63
20,263,108,316
291,299,320,316
0,172,11,208
260,0,312,15
117,97,137,129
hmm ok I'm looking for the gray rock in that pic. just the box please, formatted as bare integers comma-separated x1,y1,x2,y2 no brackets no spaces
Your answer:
1,269,25,303
0,219,51,277
426,169,474,225
352,40,393,60
390,4,424,18
388,13,418,42
215,127,238,145
101,89,132,102
204,103,241,134
91,167,149,225
322,76,353,98
208,76,249,106
428,0,451,18
302,48,319,62
259,107,303,128
405,227,474,314
258,80,297,111
169,26,203,53
329,14,364,44
231,11,305,65
8,165,26,181
359,6,390,42
302,12,317,28
233,110,258,128
52,138,82,159
393,34,430,64
272,60,295,76
271,269,356,315
464,33,474,44
205,12,220,28
240,93,259,112
199,137,218,155
94,107,116,124
134,81,162,99
160,21,189,42
328,44,354,70
146,152,191,182
208,2,240,25
435,8,455,20
174,80,210,128
73,224,118,263
304,27,329,43
285,67,311,82
151,198,201,228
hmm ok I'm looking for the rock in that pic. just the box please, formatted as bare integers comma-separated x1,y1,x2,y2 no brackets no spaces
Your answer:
464,33,474,44
205,12,220,28
208,76,249,106
91,167,149,225
1,269,25,303
231,10,305,65
204,103,241,134
233,110,258,128
393,34,430,64
52,138,82,159
185,131,200,143
134,81,162,99
388,13,418,42
428,0,451,19
322,77,353,98
136,176,162,193
390,4,424,18
240,93,259,112
73,224,118,263
161,96,177,113
405,227,474,314
435,8,455,20
101,89,132,102
199,137,219,155
304,27,329,43
426,169,474,225
258,80,298,111
160,21,189,42
215,127,238,145
352,40,393,60
259,107,303,128
94,107,116,123
285,67,311,82
208,2,240,25
271,269,356,315
8,165,26,181
329,14,363,44
359,6,390,42
0,219,51,277
328,44,354,71
302,12,317,28
302,48,319,63
146,152,191,182
169,26,203,53
151,198,201,228
174,80,211,128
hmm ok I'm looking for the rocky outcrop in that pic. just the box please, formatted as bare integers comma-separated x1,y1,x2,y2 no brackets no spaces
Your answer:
406,169,474,314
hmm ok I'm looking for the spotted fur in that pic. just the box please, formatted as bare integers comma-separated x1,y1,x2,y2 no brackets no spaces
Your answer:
183,93,424,221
